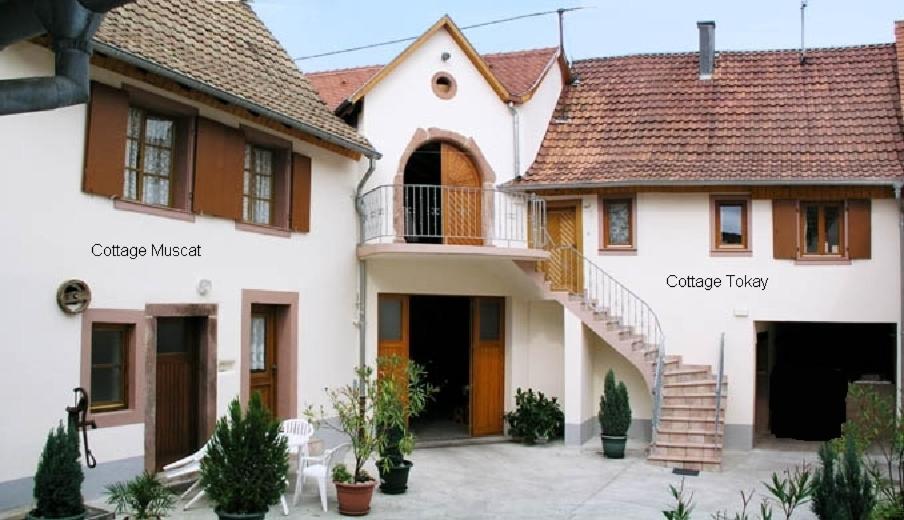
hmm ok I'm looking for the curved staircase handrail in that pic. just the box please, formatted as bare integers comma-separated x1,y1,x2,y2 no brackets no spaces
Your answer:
540,231,667,443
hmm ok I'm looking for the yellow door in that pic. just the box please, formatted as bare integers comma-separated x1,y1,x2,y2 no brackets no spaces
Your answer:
441,143,482,245
471,297,505,437
544,204,583,293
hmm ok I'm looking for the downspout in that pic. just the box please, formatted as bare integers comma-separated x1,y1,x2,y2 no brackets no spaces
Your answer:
508,101,521,178
355,156,378,380
897,182,904,410
0,0,131,116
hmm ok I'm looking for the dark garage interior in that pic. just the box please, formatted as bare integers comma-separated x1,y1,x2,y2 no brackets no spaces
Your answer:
409,295,472,440
756,321,896,443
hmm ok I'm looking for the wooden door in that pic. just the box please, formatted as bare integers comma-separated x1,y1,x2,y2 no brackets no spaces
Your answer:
155,317,199,470
249,306,277,413
471,297,504,437
545,205,583,293
440,143,482,245
378,294,409,362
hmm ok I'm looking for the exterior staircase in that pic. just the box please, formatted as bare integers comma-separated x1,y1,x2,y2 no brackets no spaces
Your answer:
514,240,727,471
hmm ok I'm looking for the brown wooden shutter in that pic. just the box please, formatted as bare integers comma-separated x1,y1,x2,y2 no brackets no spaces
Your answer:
83,82,129,197
847,199,871,259
290,153,312,232
772,199,798,259
193,118,245,220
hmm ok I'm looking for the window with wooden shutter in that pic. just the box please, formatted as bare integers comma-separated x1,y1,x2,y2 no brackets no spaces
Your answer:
193,118,245,220
84,82,129,198
847,199,871,259
772,199,797,259
290,153,312,233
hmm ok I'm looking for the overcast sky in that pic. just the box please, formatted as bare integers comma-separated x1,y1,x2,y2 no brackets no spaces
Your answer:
252,0,904,73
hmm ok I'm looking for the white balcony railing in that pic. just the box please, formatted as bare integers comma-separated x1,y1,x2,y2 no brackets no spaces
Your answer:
357,184,547,249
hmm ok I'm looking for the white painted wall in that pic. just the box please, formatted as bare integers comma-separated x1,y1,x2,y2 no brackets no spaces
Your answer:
0,43,364,483
576,192,901,427
516,63,562,176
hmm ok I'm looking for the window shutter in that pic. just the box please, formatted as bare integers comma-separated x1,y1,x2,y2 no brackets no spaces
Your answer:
193,117,245,220
290,153,312,232
83,82,129,197
847,199,871,259
772,199,797,259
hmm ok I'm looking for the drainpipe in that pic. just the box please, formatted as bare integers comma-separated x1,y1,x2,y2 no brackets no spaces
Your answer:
355,157,377,387
508,101,520,178
896,182,904,408
0,0,131,116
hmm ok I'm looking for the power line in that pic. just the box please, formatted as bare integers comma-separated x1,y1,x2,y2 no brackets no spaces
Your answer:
293,7,587,61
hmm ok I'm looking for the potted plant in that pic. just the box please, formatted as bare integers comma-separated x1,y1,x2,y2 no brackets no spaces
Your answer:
504,388,563,445
200,393,289,520
28,423,85,520
599,369,632,459
373,355,436,494
105,472,176,519
306,365,385,516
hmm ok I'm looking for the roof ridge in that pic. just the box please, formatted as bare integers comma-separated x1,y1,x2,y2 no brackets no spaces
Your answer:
482,46,559,58
573,42,895,63
306,64,385,77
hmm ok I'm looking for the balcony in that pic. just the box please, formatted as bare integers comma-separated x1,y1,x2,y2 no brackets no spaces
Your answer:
356,184,548,260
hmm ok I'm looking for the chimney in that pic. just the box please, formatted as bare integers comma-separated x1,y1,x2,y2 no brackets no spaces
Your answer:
697,20,716,79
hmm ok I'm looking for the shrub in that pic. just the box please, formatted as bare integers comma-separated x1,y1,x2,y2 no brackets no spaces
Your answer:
199,393,289,514
662,479,694,520
503,388,563,444
32,423,84,519
599,369,631,437
811,436,875,520
374,355,436,464
105,472,176,520
332,463,353,485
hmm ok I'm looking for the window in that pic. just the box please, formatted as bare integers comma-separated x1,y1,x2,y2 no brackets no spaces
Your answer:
714,200,748,249
800,202,845,256
431,71,457,100
90,323,129,412
243,144,275,226
600,196,634,250
124,107,175,206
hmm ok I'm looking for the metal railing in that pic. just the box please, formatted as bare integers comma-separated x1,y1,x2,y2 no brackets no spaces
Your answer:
539,232,667,445
714,333,725,433
357,184,547,248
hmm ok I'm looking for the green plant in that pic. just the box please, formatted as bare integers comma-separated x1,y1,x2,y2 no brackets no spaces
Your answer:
32,422,84,519
305,365,384,483
712,490,755,520
812,437,875,520
763,464,813,520
105,472,176,519
373,355,436,464
599,369,631,437
332,463,353,484
199,393,289,514
663,479,694,520
504,388,563,444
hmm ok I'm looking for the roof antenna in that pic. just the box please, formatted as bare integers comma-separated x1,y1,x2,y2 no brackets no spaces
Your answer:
799,0,808,64
557,8,566,55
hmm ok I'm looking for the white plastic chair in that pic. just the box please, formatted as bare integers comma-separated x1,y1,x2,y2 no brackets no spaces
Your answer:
294,443,351,511
163,441,290,515
280,418,315,458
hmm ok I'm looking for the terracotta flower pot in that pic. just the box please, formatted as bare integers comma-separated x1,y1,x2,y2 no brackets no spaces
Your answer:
335,479,377,516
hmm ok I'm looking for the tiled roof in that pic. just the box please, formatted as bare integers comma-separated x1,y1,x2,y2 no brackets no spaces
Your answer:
95,0,375,156
518,45,904,186
308,47,560,111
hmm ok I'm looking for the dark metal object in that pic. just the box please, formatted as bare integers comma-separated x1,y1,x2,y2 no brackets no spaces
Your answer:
0,0,131,116
66,387,97,468
697,20,716,79
56,279,91,314
673,468,700,477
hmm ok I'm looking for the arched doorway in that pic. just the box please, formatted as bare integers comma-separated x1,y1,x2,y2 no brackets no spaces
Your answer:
402,140,482,245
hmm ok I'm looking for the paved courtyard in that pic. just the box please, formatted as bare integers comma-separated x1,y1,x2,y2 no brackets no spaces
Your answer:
121,440,819,520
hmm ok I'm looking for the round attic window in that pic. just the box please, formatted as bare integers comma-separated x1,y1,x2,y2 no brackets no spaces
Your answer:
431,72,456,100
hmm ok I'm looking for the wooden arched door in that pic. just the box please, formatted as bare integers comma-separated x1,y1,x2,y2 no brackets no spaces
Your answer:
440,143,482,245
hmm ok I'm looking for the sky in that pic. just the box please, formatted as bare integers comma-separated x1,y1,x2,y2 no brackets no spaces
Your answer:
252,0,904,74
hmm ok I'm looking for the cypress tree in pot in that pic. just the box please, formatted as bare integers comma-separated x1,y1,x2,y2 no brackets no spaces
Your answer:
28,423,85,520
374,356,436,495
200,393,289,520
599,369,632,459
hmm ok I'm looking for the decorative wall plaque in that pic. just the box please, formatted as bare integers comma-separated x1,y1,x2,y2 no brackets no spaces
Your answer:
57,279,91,314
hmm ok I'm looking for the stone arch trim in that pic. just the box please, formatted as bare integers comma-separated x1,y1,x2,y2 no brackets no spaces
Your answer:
393,128,497,243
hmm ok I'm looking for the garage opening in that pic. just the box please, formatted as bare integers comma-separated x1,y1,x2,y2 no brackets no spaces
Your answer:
409,295,471,441
755,321,896,444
